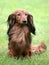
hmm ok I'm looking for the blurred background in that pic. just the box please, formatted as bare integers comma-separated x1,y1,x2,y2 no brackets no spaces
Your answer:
0,0,49,65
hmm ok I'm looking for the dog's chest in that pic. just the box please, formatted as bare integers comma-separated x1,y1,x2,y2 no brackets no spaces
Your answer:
10,25,30,43
22,25,30,34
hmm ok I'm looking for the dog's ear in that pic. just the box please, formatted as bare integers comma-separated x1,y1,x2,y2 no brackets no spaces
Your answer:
7,14,16,37
27,14,36,35
7,14,16,27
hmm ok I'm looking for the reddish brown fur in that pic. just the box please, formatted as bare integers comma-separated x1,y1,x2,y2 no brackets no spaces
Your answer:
7,10,47,58
31,42,47,54
7,10,36,58
8,24,31,58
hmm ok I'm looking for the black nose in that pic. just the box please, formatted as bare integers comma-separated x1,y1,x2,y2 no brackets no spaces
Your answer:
23,20,27,24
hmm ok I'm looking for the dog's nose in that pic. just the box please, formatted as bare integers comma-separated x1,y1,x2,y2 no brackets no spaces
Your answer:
23,20,27,24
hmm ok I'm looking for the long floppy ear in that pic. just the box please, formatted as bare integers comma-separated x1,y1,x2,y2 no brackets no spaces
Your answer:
7,14,16,27
27,14,36,35
7,14,16,37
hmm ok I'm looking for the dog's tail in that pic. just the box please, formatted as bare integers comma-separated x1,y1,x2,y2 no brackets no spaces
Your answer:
31,42,47,54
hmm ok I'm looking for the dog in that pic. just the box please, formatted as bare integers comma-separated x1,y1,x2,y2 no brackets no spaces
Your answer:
7,10,36,58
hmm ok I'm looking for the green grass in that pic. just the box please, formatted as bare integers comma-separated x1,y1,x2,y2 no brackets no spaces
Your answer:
0,0,49,65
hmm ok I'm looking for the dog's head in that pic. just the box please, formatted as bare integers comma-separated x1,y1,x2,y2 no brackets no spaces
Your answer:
7,10,36,35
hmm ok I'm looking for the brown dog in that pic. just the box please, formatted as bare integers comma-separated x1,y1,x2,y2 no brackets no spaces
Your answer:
7,10,36,58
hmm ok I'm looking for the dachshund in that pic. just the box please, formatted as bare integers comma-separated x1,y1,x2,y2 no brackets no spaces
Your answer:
7,10,36,58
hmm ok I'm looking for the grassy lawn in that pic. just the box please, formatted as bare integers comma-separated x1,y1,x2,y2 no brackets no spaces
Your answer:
0,0,49,65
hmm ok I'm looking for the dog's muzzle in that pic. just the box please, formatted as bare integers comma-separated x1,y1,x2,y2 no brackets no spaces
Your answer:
22,20,27,24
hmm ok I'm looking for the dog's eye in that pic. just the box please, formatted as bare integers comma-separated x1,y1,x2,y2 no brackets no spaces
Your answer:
16,13,21,16
25,13,28,16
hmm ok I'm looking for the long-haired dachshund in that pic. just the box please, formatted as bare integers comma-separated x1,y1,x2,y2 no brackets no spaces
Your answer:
7,10,36,58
